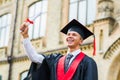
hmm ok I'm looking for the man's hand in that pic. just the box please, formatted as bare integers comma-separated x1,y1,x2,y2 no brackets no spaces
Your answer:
20,22,29,39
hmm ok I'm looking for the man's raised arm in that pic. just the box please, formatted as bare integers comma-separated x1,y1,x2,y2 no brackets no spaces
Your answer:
20,23,44,63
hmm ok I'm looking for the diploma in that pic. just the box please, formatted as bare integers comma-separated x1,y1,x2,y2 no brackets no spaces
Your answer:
20,12,45,32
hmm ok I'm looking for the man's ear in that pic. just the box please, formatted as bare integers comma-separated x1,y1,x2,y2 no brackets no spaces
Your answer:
79,39,83,45
80,41,83,45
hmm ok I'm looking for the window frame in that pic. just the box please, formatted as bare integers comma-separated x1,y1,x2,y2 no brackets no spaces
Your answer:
69,0,96,25
20,70,28,80
0,13,11,47
28,0,48,39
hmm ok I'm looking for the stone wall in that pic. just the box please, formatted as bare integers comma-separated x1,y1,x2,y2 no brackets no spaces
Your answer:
0,0,120,80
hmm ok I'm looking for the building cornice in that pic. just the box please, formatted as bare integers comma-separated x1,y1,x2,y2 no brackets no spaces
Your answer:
94,17,115,24
0,56,29,65
98,0,113,4
0,43,93,65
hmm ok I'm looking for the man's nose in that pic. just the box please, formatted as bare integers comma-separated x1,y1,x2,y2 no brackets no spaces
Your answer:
68,34,73,37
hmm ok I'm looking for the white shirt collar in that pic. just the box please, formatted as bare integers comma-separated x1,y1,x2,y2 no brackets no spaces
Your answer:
67,49,81,57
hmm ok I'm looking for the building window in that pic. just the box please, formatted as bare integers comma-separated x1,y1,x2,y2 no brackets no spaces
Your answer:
0,14,11,47
99,30,103,51
28,0,48,39
0,75,2,80
20,71,28,80
69,0,96,25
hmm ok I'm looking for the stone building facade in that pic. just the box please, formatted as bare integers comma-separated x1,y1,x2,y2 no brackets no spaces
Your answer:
0,0,120,80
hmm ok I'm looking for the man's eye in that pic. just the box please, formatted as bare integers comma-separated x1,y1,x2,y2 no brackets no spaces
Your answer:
73,33,76,36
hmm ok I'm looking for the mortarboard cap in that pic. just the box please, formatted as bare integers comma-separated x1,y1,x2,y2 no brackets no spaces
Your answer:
60,19,93,40
60,19,96,56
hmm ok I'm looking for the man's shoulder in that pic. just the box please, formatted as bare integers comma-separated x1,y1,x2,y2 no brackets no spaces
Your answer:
47,53,62,58
83,55,96,64
44,53,63,61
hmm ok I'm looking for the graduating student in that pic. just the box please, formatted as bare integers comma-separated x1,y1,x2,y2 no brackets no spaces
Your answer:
20,19,98,80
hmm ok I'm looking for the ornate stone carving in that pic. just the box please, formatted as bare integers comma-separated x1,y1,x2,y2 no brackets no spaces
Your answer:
103,38,120,59
0,0,12,5
97,0,114,19
0,0,2,5
31,38,43,50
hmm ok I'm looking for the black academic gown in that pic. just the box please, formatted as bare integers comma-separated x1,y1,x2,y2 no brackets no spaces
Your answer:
27,53,98,80
24,59,50,80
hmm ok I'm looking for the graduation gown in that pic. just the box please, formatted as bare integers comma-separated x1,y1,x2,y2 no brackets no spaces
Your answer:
24,59,50,80
25,53,98,80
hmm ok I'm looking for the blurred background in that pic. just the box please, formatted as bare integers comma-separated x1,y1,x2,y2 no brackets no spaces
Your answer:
0,0,120,80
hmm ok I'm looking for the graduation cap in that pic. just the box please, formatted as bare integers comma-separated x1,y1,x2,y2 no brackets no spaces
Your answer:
60,19,96,56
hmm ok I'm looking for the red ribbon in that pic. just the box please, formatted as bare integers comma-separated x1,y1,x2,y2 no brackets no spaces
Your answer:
25,18,34,24
57,52,85,80
93,35,96,56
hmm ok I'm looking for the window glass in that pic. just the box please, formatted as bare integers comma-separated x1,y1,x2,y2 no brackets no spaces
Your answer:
69,2,77,20
69,0,96,25
20,71,28,80
28,0,48,39
0,14,11,47
78,0,86,24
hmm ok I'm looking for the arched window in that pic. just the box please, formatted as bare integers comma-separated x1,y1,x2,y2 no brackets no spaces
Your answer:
20,71,28,80
0,13,11,47
69,0,96,25
28,0,48,39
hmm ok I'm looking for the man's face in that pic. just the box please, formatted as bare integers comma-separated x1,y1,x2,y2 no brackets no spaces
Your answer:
66,31,83,48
